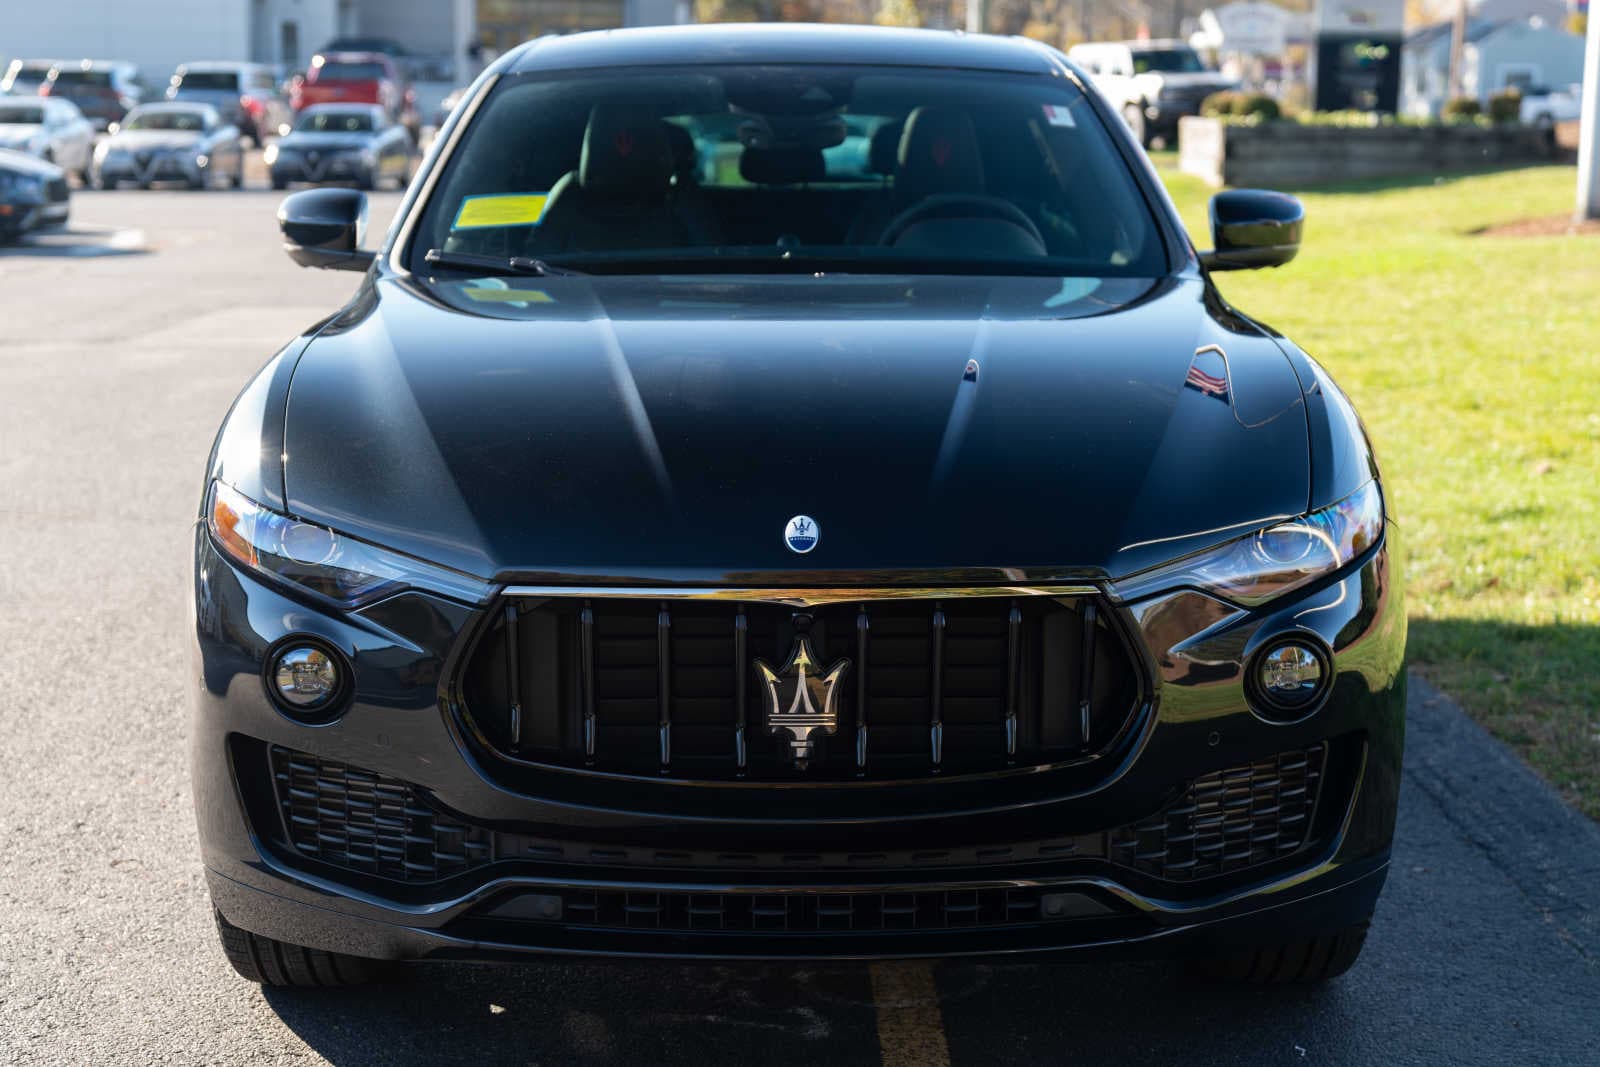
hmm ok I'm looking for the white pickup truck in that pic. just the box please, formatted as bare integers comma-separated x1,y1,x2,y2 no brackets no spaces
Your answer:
1066,40,1239,148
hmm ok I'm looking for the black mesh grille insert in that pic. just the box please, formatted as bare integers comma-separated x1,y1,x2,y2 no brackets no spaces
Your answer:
270,747,492,882
267,744,1331,886
1108,746,1326,880
459,594,1142,781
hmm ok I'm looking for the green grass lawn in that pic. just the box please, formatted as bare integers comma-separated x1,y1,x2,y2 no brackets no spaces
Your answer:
1157,162,1600,818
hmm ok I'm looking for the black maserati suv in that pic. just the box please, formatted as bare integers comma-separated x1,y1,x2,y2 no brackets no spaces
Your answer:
192,23,1403,987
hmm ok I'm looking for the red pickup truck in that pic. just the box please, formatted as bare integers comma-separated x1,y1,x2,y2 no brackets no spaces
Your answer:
290,52,417,138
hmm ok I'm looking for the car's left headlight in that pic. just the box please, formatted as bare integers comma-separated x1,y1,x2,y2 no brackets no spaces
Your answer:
206,480,491,608
1116,480,1385,607
0,170,42,195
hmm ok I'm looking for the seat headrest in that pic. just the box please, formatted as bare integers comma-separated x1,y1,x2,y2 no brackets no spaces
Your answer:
739,145,825,185
897,106,985,201
660,121,697,181
579,102,674,199
867,119,904,176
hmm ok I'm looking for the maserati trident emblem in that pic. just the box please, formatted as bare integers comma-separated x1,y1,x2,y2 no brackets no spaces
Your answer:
755,635,849,768
784,514,819,554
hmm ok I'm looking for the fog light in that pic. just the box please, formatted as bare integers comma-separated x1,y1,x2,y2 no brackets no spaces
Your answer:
1257,641,1325,713
272,645,341,710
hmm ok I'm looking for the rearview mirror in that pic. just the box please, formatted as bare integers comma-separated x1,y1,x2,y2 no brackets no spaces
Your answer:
1201,189,1304,272
277,187,375,271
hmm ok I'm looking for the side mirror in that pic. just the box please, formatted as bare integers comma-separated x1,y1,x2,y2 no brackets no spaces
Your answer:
277,187,375,271
1201,189,1304,272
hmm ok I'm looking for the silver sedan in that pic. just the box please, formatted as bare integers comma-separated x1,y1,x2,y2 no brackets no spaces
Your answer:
92,103,244,190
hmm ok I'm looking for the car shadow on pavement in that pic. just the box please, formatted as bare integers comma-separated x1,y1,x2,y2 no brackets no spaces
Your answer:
0,225,147,258
261,957,1347,1065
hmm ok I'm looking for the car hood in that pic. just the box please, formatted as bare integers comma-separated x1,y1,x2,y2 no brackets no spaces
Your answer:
106,130,203,152
280,273,1310,583
0,147,62,178
278,131,375,152
1138,71,1237,91
0,125,44,145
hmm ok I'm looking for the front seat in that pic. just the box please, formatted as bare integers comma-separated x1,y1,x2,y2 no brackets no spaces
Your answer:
871,105,1045,256
529,102,719,254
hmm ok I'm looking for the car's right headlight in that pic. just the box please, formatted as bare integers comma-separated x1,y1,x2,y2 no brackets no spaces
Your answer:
1115,480,1385,607
206,480,491,608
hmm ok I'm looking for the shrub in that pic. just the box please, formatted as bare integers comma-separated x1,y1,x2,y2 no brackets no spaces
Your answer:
1201,92,1282,123
1238,93,1282,122
1201,91,1245,117
1441,96,1483,122
1487,88,1521,125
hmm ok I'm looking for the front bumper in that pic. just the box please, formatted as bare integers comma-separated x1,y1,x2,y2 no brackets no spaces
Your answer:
269,154,371,185
97,153,202,185
190,525,1405,963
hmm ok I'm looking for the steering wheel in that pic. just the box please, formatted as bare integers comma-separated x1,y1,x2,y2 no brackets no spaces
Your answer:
878,194,1047,249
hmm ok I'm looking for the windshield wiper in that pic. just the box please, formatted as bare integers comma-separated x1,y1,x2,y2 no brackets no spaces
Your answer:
422,249,586,277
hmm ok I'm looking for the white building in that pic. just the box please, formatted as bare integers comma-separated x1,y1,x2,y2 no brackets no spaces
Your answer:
4,0,691,92
1401,15,1587,118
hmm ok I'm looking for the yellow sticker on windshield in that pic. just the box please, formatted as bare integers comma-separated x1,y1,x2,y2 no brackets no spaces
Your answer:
453,193,549,230
463,286,554,304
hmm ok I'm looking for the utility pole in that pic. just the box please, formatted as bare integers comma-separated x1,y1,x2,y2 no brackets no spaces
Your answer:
1448,0,1468,101
1579,10,1600,221
967,0,985,33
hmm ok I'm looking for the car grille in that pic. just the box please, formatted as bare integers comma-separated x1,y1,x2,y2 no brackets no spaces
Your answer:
1108,746,1326,880
45,177,68,203
266,743,1330,886
1160,85,1218,113
458,592,1143,782
514,886,1067,933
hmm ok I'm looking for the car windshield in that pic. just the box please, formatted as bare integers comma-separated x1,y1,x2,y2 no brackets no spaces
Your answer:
1132,49,1206,74
52,70,113,88
176,72,239,91
0,105,45,124
316,61,387,81
296,110,375,132
125,110,206,132
411,64,1167,277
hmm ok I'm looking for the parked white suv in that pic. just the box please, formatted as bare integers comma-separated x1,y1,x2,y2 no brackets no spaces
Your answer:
1067,40,1238,147
1518,85,1581,128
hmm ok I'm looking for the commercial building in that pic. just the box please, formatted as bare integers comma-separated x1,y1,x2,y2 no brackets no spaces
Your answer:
3,0,690,89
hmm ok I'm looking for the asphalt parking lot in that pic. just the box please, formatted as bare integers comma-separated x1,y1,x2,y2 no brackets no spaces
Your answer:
1,180,1597,1066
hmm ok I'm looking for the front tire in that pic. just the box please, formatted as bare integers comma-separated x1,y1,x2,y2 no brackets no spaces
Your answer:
213,908,387,987
1187,921,1370,984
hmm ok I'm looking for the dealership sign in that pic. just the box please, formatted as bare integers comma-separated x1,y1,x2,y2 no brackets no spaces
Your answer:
1203,2,1294,55
1315,0,1405,34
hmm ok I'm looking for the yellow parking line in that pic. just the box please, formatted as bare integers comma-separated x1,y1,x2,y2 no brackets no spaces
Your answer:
869,961,951,1067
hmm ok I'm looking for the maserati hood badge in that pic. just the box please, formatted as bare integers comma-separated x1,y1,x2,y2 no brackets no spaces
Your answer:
784,514,819,554
755,635,849,768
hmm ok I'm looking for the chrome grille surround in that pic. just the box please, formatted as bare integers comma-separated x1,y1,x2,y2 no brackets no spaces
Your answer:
455,586,1149,783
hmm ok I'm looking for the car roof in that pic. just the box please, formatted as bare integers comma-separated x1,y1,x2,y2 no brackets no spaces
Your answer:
315,52,392,65
503,24,1065,76
1072,39,1191,50
301,102,383,117
51,60,136,72
176,61,261,72
128,101,219,118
